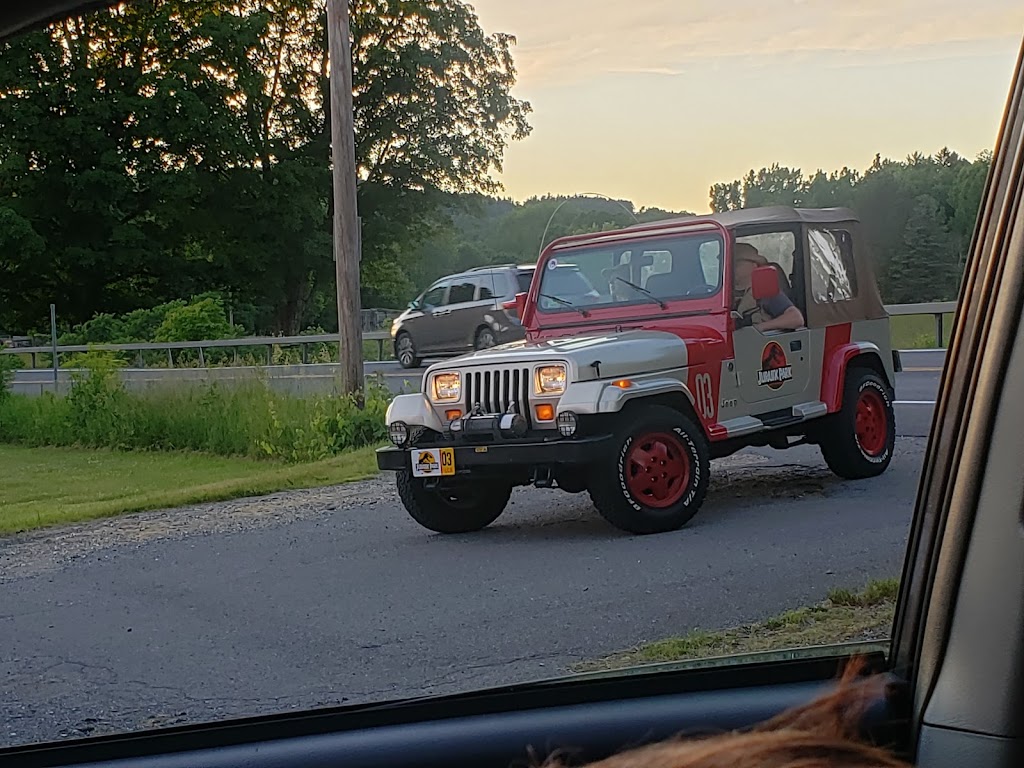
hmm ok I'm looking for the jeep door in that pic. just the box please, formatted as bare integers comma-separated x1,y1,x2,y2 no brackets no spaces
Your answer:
732,325,813,406
731,231,813,407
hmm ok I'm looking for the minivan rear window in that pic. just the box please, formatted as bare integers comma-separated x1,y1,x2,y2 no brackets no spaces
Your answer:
516,271,534,293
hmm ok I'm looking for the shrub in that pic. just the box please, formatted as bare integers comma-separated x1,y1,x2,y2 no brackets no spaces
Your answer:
0,369,390,462
0,353,18,405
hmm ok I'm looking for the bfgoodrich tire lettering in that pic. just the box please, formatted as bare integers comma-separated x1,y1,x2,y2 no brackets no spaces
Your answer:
588,404,711,535
396,470,511,533
819,369,896,479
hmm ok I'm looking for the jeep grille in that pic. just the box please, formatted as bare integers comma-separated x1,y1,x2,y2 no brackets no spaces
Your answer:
465,367,532,427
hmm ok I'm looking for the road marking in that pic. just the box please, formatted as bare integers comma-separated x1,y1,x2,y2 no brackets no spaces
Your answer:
895,400,937,405
903,367,943,372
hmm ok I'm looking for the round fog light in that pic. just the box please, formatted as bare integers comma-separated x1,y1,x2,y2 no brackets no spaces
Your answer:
388,421,409,447
557,411,578,437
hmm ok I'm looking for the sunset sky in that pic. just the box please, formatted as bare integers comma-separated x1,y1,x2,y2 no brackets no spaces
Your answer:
469,0,1024,213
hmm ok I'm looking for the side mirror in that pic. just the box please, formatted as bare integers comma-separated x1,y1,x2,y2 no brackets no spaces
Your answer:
514,291,527,319
408,299,420,310
751,265,780,301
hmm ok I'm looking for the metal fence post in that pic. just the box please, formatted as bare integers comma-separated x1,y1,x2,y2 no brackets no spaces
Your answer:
49,304,58,384
935,313,944,348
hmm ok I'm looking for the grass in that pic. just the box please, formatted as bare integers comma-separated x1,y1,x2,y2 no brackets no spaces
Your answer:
890,313,954,349
580,579,899,673
0,443,380,535
0,358,389,462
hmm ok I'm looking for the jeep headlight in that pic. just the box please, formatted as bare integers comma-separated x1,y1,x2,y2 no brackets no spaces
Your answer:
536,365,567,395
431,372,461,402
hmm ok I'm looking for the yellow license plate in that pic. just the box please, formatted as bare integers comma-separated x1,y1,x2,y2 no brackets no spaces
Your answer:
411,447,456,477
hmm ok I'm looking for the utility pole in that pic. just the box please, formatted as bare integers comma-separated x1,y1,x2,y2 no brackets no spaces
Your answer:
326,0,363,394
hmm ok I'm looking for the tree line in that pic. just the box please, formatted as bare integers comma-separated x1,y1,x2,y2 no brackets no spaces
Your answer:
402,148,988,309
0,0,529,336
0,0,989,340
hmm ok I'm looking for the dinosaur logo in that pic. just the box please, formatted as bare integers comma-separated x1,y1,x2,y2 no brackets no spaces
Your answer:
757,342,793,390
415,451,440,475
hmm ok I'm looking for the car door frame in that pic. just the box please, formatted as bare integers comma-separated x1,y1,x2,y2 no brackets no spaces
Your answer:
12,49,1024,768
730,225,813,408
7,0,1024,766
434,274,479,352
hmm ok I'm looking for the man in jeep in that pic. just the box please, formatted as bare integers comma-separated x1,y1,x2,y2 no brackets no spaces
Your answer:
732,243,805,331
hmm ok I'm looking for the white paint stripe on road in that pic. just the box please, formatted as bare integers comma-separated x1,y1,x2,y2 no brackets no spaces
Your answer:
898,348,946,353
895,400,937,405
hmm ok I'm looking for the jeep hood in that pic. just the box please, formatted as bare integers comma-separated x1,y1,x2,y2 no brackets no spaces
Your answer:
429,329,695,380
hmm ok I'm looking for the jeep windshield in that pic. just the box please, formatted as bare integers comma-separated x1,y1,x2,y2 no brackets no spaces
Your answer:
537,232,724,314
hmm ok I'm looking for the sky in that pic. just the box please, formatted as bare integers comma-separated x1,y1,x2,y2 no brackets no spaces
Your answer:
468,0,1024,213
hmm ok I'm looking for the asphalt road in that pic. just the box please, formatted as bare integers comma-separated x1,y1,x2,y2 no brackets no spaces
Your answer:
1,356,942,747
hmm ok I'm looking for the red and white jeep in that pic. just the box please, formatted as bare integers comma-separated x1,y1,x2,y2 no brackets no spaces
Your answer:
376,206,900,535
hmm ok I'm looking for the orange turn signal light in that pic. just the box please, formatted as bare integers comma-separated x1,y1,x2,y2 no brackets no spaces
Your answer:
535,403,555,421
612,379,633,389
445,409,462,420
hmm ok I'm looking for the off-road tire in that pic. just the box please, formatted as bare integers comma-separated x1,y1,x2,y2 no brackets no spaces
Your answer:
396,470,512,534
396,331,422,369
820,369,895,479
474,326,497,350
588,404,711,535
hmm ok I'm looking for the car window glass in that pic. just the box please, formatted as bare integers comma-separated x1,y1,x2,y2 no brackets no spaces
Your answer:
699,241,722,286
808,228,858,303
537,233,724,311
447,279,476,304
420,284,447,307
478,272,507,300
640,251,672,285
737,232,795,275
1,0,994,751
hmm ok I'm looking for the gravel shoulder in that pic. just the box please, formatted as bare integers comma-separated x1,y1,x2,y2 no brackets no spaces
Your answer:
0,474,393,584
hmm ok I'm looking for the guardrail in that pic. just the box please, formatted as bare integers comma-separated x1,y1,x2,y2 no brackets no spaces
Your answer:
2,331,392,370
883,301,958,348
2,301,959,370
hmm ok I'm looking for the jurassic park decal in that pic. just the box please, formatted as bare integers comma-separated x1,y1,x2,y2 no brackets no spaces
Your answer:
757,341,793,390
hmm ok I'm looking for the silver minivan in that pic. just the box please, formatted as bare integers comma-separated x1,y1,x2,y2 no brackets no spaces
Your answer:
390,265,535,369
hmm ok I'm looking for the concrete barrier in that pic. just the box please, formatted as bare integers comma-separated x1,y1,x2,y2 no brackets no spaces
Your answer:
10,364,420,398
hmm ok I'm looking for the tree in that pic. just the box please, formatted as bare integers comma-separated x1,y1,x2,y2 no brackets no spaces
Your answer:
803,168,859,208
710,180,742,212
949,151,992,265
710,165,806,211
708,150,988,303
741,164,806,208
0,0,532,332
888,195,959,303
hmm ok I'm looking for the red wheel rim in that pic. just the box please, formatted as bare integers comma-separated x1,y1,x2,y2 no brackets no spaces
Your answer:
624,431,691,509
855,388,888,457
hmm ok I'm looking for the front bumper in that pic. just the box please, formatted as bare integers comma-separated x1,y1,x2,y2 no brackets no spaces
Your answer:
376,434,613,472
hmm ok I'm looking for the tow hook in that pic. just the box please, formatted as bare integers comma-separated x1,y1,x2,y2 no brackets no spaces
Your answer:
532,467,554,489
